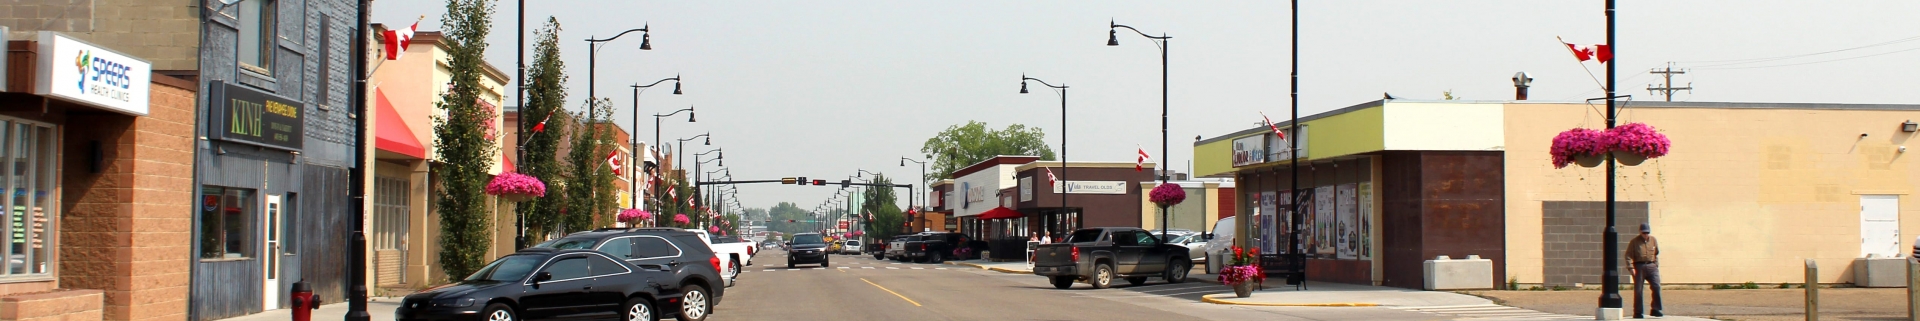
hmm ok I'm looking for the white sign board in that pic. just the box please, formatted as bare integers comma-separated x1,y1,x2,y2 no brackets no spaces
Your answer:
35,31,151,116
1051,181,1128,194
1019,177,1034,202
1232,135,1266,167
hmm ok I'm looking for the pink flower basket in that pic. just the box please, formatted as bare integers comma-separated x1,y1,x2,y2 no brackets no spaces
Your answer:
672,214,691,226
1605,122,1671,162
485,172,546,201
1149,183,1186,207
617,208,652,225
1549,128,1609,169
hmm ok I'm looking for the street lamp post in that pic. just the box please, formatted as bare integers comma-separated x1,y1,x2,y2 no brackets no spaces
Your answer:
1021,75,1069,232
655,106,696,169
676,134,711,180
899,157,925,213
1599,0,1625,315
630,76,681,213
585,27,651,105
695,149,722,228
1109,20,1174,239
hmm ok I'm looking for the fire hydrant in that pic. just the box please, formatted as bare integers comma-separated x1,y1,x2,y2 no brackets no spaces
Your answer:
289,280,320,321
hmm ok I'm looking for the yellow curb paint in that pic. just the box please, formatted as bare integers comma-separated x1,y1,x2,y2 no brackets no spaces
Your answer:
861,278,923,307
1198,294,1379,307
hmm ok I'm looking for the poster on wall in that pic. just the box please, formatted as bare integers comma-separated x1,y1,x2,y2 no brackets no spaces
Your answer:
1336,184,1357,259
1314,186,1335,256
1358,182,1374,260
1259,191,1277,254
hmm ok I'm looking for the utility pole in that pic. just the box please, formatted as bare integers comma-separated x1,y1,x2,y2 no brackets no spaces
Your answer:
1647,62,1691,102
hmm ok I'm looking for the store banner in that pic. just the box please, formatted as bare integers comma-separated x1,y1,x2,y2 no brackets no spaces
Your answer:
1336,184,1357,259
211,81,305,151
1260,191,1278,254
1231,135,1266,167
1051,181,1128,194
1357,182,1374,260
1020,177,1034,202
35,31,152,116
1314,186,1335,256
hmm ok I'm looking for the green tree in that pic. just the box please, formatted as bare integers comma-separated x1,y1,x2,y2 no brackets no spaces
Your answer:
919,121,1056,183
518,17,568,242
860,174,907,241
767,202,810,235
563,99,615,232
431,0,497,281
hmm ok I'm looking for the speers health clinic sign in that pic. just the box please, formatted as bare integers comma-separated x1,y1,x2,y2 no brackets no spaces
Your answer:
34,31,151,116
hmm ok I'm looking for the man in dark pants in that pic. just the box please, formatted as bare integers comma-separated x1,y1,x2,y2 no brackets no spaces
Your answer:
1627,223,1663,318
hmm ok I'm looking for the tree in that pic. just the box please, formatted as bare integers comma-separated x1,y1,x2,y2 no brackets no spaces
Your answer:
767,202,810,235
518,17,568,242
919,121,1055,183
563,99,616,232
860,174,907,241
432,0,497,281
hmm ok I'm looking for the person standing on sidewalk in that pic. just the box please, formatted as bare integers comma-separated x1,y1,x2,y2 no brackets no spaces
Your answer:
1627,223,1663,318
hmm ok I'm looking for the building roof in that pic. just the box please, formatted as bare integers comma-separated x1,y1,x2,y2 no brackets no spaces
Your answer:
949,155,1042,178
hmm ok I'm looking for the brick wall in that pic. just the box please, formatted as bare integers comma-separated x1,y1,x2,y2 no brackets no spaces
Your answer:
1540,201,1648,288
0,289,103,321
59,75,196,321
0,0,199,70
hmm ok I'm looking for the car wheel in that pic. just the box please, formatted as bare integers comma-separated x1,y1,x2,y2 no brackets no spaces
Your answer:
822,258,830,267
1165,260,1190,284
676,284,710,321
1126,277,1148,286
1091,264,1114,289
1051,276,1074,289
787,260,794,269
874,253,884,260
623,297,654,321
931,251,944,264
482,303,515,321
730,261,742,279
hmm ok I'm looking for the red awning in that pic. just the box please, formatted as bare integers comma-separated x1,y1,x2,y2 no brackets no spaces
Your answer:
502,153,516,173
976,206,1023,220
374,89,427,159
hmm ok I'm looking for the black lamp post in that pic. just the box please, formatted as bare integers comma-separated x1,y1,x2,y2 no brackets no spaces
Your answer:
1021,75,1069,232
655,106,696,168
629,76,681,211
900,157,925,212
1599,0,1625,314
676,134,711,179
1109,20,1173,239
694,149,722,228
585,27,651,104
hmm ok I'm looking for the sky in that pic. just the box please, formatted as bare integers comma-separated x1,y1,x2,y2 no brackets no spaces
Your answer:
374,0,1920,213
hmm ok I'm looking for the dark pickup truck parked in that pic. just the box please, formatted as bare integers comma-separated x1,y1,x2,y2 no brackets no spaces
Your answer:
901,232,971,263
1031,227,1192,289
885,235,922,261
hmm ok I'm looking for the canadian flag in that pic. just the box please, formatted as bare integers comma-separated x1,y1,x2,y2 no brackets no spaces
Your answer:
1136,147,1151,172
1561,39,1611,63
1261,111,1286,139
605,151,622,176
383,22,418,60
1044,167,1059,185
531,112,553,133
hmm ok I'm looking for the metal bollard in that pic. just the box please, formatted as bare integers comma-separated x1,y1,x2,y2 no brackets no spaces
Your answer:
1806,259,1818,321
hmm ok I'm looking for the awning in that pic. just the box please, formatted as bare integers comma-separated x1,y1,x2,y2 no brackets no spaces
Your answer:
374,89,427,159
976,206,1023,220
502,153,516,173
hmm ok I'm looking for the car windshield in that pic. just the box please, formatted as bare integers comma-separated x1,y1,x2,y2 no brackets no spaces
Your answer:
845,241,860,246
537,238,598,250
792,234,825,244
1067,230,1104,243
464,254,543,283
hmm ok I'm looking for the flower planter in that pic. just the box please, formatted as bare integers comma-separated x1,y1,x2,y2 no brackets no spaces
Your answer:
1574,154,1605,168
1232,282,1254,298
1611,150,1647,166
502,193,536,202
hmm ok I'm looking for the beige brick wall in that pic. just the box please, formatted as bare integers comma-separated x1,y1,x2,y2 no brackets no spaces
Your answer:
57,76,194,321
0,289,103,321
1504,103,1920,285
1,0,199,70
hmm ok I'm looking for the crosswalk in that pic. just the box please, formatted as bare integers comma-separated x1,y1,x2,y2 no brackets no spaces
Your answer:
1386,304,1588,320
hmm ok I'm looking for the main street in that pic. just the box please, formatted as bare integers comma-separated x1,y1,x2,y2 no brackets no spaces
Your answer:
714,250,1437,321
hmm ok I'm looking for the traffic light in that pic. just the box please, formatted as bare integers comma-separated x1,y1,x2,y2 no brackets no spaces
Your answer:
787,219,796,223
797,177,808,186
812,179,826,186
840,179,851,188
782,177,798,185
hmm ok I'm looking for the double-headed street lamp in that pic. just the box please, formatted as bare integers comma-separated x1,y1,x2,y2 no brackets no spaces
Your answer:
1108,20,1174,239
1021,75,1070,219
630,76,681,211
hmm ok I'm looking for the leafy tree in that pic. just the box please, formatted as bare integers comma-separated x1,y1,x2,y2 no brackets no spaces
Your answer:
518,17,568,242
767,202,811,235
563,99,615,232
919,121,1055,183
860,174,907,241
432,0,497,281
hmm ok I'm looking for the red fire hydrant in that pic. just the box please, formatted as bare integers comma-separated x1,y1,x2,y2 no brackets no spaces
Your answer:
289,280,320,321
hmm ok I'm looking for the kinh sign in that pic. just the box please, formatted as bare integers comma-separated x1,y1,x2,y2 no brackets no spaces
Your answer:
211,81,304,151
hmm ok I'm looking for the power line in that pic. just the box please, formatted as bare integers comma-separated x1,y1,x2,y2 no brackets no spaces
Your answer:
1691,46,1920,70
1647,62,1692,102
1677,34,1920,67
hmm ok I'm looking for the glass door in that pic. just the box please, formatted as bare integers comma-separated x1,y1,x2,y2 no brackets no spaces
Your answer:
262,194,282,310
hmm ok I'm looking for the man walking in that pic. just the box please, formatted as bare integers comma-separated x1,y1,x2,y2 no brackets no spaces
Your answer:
1627,223,1663,318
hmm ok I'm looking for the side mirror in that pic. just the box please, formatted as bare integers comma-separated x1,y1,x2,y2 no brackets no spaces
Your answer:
532,272,553,283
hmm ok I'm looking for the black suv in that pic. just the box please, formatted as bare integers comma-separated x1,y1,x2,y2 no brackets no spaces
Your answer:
534,228,725,321
786,233,829,268
395,248,681,321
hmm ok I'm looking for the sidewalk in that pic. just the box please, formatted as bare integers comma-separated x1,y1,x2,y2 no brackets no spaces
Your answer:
215,298,403,321
945,259,1483,307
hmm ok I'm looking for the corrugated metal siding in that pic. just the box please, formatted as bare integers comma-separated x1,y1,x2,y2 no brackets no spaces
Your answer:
299,166,350,303
191,260,262,320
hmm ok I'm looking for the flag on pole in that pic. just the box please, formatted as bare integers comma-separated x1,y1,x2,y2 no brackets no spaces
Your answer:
531,112,553,133
1044,166,1059,185
605,151,623,176
382,21,418,60
1559,37,1611,63
1260,112,1286,139
1136,147,1151,172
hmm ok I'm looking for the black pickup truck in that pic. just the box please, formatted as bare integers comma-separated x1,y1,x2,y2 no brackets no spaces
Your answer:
1031,227,1192,289
885,234,921,261
901,232,971,263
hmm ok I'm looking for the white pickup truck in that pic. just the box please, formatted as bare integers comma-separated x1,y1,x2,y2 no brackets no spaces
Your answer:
685,229,757,283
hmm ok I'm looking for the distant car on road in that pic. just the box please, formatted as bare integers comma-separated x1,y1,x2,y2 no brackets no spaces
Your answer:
841,240,863,255
395,248,687,321
787,233,830,268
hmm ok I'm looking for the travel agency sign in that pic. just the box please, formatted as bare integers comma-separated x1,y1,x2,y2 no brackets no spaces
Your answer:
34,31,151,116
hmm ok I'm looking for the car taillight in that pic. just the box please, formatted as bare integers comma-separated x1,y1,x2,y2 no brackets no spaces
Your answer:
710,257,722,271
920,244,926,250
1071,246,1080,262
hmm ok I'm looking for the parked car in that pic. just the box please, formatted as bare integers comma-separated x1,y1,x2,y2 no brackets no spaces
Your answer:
1165,233,1210,263
841,240,863,255
828,240,844,254
869,237,894,259
786,233,830,268
885,235,923,261
1031,227,1193,289
685,229,756,282
1203,216,1237,272
902,232,969,263
395,248,687,321
530,228,727,320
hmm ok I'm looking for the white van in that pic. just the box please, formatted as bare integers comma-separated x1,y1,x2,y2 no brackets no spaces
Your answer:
1203,216,1235,274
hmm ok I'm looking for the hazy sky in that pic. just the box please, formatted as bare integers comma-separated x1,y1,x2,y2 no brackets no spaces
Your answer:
374,1,1920,212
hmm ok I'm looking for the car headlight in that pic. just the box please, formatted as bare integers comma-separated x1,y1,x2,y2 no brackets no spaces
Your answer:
430,297,476,308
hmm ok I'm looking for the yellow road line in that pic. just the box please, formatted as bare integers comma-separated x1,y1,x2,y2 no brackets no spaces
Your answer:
861,278,923,307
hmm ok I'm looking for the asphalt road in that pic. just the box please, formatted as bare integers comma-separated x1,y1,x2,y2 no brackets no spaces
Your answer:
710,249,1437,321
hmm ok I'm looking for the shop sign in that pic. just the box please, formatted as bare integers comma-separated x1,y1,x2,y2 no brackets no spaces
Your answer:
1232,135,1266,167
1019,177,1034,202
1270,125,1308,161
211,81,305,151
1052,181,1128,194
34,31,152,116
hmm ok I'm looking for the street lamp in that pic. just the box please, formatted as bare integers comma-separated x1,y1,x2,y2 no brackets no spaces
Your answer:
1108,20,1174,239
900,157,926,212
1021,75,1069,228
585,26,651,112
694,148,721,228
654,105,696,167
630,76,681,213
676,133,711,176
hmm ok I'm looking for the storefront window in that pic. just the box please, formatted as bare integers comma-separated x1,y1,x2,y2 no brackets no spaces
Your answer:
0,120,57,276
200,186,255,259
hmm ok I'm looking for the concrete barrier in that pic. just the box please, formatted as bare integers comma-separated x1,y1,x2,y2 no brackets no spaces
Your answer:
1423,255,1494,290
1855,256,1907,287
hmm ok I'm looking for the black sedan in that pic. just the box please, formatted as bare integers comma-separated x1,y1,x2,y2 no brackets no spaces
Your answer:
786,233,829,268
395,248,682,321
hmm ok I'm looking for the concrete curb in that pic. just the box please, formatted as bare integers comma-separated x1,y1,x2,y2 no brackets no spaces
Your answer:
944,261,1030,274
1199,294,1380,307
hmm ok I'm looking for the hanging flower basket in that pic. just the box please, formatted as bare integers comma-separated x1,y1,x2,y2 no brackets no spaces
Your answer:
1550,128,1609,169
1150,183,1187,207
1606,122,1670,166
672,213,691,227
485,172,547,201
618,208,652,226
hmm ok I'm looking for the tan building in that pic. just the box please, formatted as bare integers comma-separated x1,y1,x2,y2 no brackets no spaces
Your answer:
367,27,514,292
1195,99,1920,289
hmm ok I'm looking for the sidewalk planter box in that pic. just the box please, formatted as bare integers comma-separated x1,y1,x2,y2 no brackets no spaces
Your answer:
1423,255,1494,290
1852,257,1906,287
